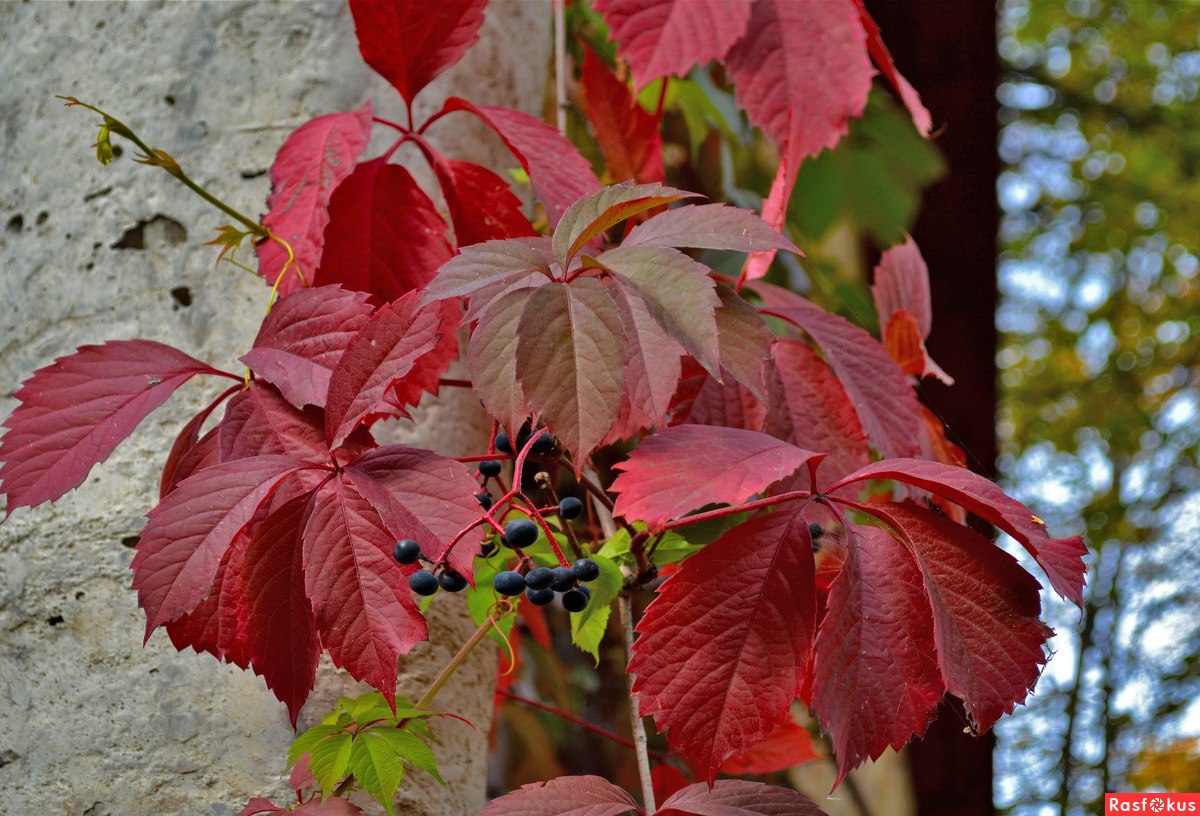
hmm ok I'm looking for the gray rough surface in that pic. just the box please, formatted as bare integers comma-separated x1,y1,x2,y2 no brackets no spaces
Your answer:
0,2,550,814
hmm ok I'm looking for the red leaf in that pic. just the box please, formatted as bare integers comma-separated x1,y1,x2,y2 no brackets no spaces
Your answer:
324,292,448,448
293,799,366,815
606,279,684,441
0,339,219,513
764,339,870,483
850,0,933,136
655,780,827,816
554,183,695,266
612,425,821,529
314,158,453,302
348,0,486,104
478,775,642,816
242,494,321,726
631,510,816,780
624,204,799,255
165,530,250,669
218,382,329,463
132,456,307,635
762,298,922,459
160,385,238,497
428,156,537,247
725,0,872,165
515,278,626,464
162,426,220,496
595,0,753,90
240,285,374,409
302,473,427,705
345,444,488,583
669,366,765,434
872,236,952,385
386,300,462,412
441,98,601,224
739,158,795,283
831,458,1088,605
652,764,691,805
421,236,554,305
257,105,373,294
581,48,664,183
714,284,773,398
719,719,820,775
468,286,535,435
237,798,286,816
810,525,942,783
864,502,1054,732
598,245,721,373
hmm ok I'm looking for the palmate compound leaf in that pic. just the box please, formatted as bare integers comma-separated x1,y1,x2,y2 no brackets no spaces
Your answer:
438,98,601,225
240,285,375,409
258,104,373,294
478,775,642,816
656,780,828,816
348,725,445,816
594,0,754,91
164,528,251,670
611,425,823,529
630,508,817,781
467,285,535,436
552,182,695,266
347,0,487,105
515,278,626,465
829,458,1089,606
314,158,453,303
0,339,222,513
581,46,664,184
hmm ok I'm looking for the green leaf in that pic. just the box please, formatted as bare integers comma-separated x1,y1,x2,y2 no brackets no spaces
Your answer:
364,724,446,785
94,124,114,165
570,554,623,662
309,730,354,796
335,692,429,726
551,182,694,265
597,244,722,373
466,553,518,648
288,723,342,767
515,278,626,462
349,731,406,816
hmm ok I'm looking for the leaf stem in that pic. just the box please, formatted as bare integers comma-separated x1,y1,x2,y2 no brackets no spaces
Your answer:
414,616,498,712
660,489,813,531
619,595,656,812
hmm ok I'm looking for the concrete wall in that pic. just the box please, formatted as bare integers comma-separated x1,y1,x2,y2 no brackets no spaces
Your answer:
0,2,549,814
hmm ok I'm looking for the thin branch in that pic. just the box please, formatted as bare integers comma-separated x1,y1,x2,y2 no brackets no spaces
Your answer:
619,595,656,812
553,0,568,137
498,690,668,760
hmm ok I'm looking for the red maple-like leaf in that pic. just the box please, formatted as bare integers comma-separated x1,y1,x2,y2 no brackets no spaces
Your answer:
0,339,222,513
719,718,821,776
258,105,373,293
668,364,765,434
347,0,487,104
810,524,942,783
240,285,374,409
302,472,428,706
439,98,601,224
581,47,665,184
314,158,453,302
426,154,536,247
725,0,872,166
630,509,816,780
595,0,754,90
242,494,321,726
323,292,449,448
478,775,642,816
850,0,933,136
656,780,827,816
612,425,821,529
830,458,1088,605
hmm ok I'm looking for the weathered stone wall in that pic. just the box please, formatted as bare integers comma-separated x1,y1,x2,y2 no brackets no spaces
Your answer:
0,3,549,814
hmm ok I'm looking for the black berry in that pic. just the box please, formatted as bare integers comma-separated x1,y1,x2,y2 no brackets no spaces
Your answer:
530,433,557,455
809,522,824,539
392,539,421,565
558,496,583,520
516,428,531,452
504,518,538,548
571,558,600,582
493,570,527,596
576,584,592,602
479,459,502,478
561,588,589,612
525,586,555,606
408,571,439,596
525,566,554,590
494,431,513,454
476,492,493,511
550,566,575,592
438,570,468,592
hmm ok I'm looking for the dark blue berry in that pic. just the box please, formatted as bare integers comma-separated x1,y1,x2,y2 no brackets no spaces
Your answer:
479,460,502,478
550,566,575,592
504,518,538,549
525,586,555,606
525,566,554,590
571,558,600,582
576,584,592,602
558,496,583,520
561,588,589,612
493,570,527,596
516,428,531,452
494,432,513,454
438,570,468,592
476,492,493,511
408,571,439,596
530,433,557,455
392,539,421,565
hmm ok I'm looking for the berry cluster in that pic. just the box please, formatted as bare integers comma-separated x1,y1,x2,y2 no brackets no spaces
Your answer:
394,539,470,596
493,557,600,611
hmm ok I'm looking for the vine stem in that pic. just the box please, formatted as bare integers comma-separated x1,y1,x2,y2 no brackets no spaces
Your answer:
498,690,668,759
553,0,568,137
619,595,656,812
414,615,499,712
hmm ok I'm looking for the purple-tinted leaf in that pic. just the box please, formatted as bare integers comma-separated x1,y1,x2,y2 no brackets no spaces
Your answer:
421,237,554,305
479,775,641,816
625,204,799,255
656,780,827,816
554,182,695,265
468,286,535,435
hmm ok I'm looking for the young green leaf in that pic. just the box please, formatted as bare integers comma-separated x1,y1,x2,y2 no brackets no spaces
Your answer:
569,554,623,663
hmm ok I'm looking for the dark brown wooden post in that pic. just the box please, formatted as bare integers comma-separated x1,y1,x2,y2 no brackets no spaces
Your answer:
864,3,1000,815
